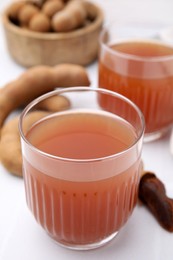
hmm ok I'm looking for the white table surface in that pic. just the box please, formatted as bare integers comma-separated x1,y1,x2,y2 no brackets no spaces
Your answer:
0,1,173,260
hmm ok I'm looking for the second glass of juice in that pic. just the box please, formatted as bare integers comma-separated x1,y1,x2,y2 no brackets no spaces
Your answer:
19,87,144,250
99,21,173,141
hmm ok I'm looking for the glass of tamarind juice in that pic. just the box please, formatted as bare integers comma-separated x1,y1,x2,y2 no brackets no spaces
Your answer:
99,21,173,141
19,87,144,250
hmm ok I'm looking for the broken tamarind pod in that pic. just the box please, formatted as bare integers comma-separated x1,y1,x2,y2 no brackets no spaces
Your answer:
0,64,90,129
0,111,49,177
52,0,87,32
138,172,173,232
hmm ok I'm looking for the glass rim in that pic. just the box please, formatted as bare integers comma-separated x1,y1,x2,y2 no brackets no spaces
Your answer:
19,87,145,163
99,21,173,62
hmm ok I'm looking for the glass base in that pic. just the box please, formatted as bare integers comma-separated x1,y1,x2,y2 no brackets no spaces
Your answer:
50,231,119,251
144,125,172,142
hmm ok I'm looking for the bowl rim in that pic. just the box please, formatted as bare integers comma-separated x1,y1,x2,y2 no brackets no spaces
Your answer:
2,1,104,40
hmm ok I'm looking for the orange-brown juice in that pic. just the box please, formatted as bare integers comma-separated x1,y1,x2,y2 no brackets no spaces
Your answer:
23,111,140,245
99,41,173,134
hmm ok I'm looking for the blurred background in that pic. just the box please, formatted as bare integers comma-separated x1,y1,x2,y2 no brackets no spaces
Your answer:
1,0,173,24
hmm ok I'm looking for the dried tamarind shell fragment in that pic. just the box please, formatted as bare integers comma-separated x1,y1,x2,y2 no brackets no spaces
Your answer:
139,172,173,232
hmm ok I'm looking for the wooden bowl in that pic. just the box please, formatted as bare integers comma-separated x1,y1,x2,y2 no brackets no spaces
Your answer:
2,1,104,67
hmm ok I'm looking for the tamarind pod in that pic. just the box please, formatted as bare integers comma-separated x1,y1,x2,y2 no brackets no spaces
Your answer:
18,3,40,26
28,12,51,32
8,1,25,20
27,0,45,8
0,95,70,177
0,111,49,177
0,64,90,128
37,95,70,111
139,172,173,232
42,0,64,18
52,0,87,32
83,1,97,21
